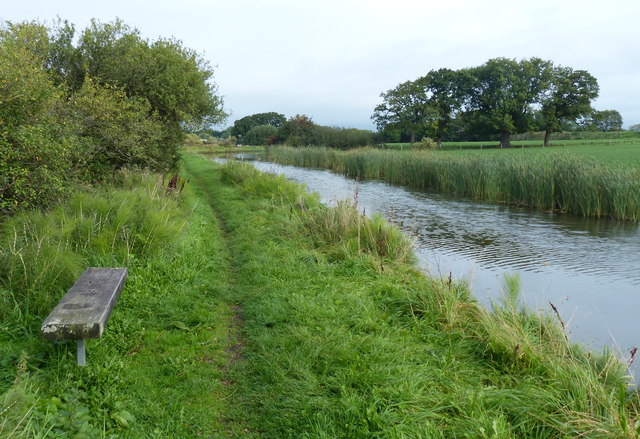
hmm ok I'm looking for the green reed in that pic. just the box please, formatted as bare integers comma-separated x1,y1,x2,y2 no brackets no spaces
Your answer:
268,147,640,221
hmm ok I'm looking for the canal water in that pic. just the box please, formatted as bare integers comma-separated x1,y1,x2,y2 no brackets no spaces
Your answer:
218,155,640,376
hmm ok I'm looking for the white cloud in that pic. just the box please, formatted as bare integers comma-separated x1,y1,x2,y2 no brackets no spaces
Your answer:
3,0,640,127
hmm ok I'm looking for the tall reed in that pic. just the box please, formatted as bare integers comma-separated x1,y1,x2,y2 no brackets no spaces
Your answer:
268,147,640,221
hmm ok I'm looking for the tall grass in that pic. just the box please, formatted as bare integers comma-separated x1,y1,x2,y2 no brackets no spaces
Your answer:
268,146,640,220
185,155,640,438
0,172,185,322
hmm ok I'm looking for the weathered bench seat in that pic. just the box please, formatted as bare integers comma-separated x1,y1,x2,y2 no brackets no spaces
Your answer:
41,267,127,365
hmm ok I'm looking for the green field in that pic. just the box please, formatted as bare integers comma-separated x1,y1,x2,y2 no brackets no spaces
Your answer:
1,154,638,437
384,137,640,167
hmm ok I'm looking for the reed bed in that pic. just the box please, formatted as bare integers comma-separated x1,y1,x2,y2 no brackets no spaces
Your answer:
268,147,640,221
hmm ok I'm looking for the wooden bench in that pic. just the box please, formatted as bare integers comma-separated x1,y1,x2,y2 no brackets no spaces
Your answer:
41,267,128,366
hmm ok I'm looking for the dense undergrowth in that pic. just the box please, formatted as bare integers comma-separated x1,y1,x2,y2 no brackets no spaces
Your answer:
267,146,640,221
0,153,638,438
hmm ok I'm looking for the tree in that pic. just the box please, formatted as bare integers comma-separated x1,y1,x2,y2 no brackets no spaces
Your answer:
278,114,316,146
414,68,468,146
75,19,226,166
539,67,598,146
629,124,640,132
243,124,279,145
465,57,554,147
372,79,432,145
586,110,623,132
230,112,286,141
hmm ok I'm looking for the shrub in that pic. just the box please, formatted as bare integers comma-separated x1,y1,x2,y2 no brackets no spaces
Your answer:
412,137,438,150
64,79,167,179
243,124,278,145
0,42,76,214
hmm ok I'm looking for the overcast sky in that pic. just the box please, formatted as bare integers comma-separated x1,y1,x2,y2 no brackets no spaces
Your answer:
3,0,640,129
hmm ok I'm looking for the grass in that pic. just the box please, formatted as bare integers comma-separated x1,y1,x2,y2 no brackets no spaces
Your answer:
267,146,640,220
183,154,638,437
1,153,638,437
383,137,640,167
0,170,249,437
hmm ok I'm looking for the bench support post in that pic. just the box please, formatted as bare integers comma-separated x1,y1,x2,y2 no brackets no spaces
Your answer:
77,339,86,366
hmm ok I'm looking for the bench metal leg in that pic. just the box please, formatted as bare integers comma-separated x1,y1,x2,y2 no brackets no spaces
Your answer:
77,339,86,366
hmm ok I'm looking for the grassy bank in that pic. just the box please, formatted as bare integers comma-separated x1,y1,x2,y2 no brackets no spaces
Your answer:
0,170,249,437
1,154,638,437
267,146,640,221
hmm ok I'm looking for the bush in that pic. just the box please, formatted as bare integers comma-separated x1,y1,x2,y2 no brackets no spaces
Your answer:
64,79,167,179
412,137,438,150
0,42,76,214
243,124,278,145
184,133,204,146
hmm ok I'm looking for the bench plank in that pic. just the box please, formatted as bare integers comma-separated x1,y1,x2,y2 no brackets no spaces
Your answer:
41,267,128,341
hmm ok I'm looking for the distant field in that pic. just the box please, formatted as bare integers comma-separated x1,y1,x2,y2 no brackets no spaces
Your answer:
384,138,640,167
443,143,640,168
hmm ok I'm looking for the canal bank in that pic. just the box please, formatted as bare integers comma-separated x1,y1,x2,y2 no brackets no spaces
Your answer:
212,151,640,378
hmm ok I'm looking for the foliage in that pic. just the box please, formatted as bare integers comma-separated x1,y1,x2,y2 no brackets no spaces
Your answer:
629,123,640,132
374,58,606,146
412,136,438,150
372,79,432,144
230,112,286,141
75,19,226,165
415,68,468,145
184,132,204,146
306,125,374,149
465,57,554,147
585,110,624,132
539,67,599,145
0,35,74,214
0,18,226,212
243,124,279,145
278,114,316,145
63,79,167,178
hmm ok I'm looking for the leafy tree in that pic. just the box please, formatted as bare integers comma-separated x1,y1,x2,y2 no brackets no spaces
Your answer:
372,79,432,145
243,124,279,145
278,114,317,146
0,18,226,212
465,58,554,147
414,68,468,146
75,19,226,166
629,124,640,132
539,67,598,146
230,112,286,140
585,110,623,132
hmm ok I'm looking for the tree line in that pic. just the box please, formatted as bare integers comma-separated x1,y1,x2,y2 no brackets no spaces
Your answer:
0,19,225,214
227,113,375,149
372,57,622,147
